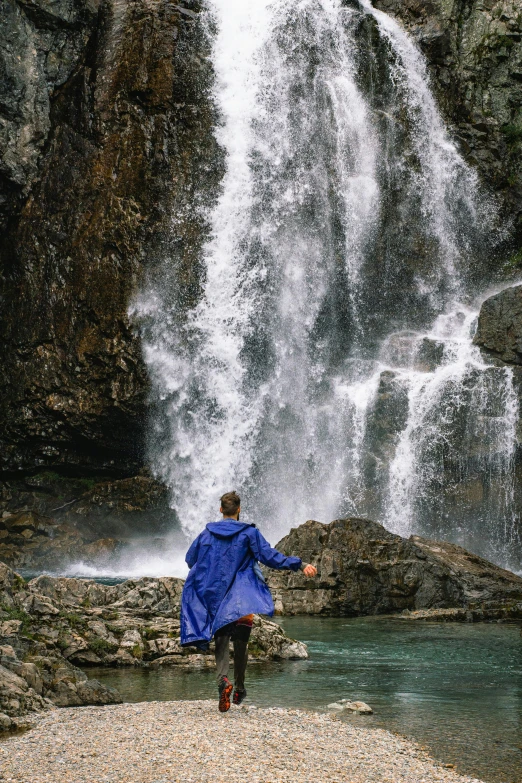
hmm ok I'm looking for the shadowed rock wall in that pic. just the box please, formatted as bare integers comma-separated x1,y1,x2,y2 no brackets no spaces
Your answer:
0,0,219,475
0,0,101,229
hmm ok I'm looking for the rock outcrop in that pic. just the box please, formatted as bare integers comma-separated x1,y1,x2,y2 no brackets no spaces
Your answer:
0,561,308,729
373,0,522,237
0,508,121,571
474,283,522,364
0,563,122,729
0,0,101,229
266,517,522,619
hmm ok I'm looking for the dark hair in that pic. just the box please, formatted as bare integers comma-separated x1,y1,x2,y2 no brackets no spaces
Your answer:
220,491,240,516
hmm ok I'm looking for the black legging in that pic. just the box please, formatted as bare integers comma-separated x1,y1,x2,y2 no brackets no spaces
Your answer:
214,622,251,691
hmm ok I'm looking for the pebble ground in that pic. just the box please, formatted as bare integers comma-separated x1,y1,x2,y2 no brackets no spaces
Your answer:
0,700,483,783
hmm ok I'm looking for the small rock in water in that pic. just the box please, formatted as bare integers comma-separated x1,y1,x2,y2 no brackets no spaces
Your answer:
349,701,373,714
327,700,373,714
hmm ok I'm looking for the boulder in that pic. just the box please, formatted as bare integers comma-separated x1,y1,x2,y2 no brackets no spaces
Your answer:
266,517,522,618
66,474,173,538
0,664,37,714
474,284,522,365
0,641,121,717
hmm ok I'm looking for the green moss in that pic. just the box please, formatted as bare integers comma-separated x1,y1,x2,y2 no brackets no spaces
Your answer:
105,622,123,637
12,575,26,591
89,637,114,654
56,635,70,651
0,604,33,634
502,248,522,273
75,477,99,492
103,611,119,622
246,642,264,657
141,627,159,640
59,611,86,630
501,124,522,143
31,471,62,483
131,643,143,660
495,34,515,49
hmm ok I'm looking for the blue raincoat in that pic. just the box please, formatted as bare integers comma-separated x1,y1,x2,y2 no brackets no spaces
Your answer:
180,520,302,647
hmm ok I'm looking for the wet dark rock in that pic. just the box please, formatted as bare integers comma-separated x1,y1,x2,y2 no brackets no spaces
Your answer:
361,371,409,518
0,470,175,569
0,0,221,474
416,337,444,373
0,0,101,229
380,332,445,373
65,472,173,538
474,284,522,364
373,0,522,235
267,517,522,618
0,507,122,571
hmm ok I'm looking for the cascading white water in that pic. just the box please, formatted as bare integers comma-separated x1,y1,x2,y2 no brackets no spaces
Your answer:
132,0,520,571
135,0,381,535
382,303,519,566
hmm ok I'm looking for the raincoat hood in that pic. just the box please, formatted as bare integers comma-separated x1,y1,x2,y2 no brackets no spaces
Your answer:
180,520,302,647
205,520,252,538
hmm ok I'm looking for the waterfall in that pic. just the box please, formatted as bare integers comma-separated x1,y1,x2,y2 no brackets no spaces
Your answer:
383,305,519,567
133,0,520,570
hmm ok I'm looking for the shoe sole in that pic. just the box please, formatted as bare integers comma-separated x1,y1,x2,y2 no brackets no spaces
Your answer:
218,681,233,713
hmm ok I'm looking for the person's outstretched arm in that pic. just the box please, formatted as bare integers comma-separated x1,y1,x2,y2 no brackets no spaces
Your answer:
249,527,317,576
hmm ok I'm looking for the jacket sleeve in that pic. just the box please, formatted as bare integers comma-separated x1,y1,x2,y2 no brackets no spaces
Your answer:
185,534,201,568
249,528,302,571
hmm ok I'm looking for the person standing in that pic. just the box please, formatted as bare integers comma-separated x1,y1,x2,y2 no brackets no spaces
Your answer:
180,491,318,712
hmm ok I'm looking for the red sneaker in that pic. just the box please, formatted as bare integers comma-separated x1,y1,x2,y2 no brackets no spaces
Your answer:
218,676,233,712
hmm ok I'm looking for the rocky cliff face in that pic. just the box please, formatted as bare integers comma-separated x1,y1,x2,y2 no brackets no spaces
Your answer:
0,0,219,476
0,0,101,229
267,517,522,618
373,0,522,240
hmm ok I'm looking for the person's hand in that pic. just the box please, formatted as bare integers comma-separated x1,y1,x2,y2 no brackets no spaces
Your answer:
302,563,317,577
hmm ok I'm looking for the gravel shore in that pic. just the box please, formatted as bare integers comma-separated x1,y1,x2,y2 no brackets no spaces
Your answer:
0,700,483,783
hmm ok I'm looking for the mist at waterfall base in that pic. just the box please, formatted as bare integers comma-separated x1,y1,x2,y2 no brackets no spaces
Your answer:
78,0,520,581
